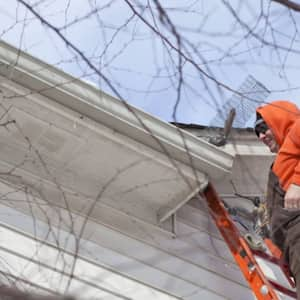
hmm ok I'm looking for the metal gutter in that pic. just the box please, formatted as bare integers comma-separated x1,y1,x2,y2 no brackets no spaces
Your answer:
0,40,233,180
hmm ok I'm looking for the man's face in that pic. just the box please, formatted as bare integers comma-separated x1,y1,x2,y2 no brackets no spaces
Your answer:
258,128,279,153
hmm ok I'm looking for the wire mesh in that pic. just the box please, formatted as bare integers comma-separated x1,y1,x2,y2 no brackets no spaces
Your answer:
210,75,270,128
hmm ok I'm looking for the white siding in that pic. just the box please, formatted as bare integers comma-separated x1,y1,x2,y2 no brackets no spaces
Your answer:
0,203,255,300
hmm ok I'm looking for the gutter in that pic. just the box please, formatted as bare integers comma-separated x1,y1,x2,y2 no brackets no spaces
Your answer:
0,40,233,181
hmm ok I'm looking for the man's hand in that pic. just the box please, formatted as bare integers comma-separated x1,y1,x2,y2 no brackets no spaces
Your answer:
284,183,300,209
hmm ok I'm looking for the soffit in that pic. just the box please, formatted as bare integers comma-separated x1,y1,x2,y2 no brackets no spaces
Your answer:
0,81,188,231
0,80,231,235
0,40,233,179
0,41,235,235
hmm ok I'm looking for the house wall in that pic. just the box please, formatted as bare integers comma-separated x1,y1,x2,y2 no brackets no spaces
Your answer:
0,82,271,299
0,40,287,300
0,199,257,300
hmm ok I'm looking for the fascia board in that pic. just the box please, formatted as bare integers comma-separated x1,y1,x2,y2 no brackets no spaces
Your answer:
0,41,233,179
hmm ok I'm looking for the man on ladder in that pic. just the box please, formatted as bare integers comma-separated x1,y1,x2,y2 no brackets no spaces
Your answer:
254,100,300,299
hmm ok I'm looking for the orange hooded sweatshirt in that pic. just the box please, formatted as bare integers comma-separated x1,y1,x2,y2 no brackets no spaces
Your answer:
256,100,300,191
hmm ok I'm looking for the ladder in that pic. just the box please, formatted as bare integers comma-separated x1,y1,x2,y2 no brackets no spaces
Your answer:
202,182,297,299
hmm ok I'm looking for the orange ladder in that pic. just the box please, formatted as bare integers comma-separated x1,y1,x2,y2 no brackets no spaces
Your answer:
202,183,297,299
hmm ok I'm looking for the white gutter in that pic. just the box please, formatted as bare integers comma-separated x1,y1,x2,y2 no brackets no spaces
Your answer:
0,40,233,180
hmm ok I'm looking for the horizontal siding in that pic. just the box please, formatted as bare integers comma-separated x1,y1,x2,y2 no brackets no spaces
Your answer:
0,204,255,300
1,201,294,299
0,224,180,300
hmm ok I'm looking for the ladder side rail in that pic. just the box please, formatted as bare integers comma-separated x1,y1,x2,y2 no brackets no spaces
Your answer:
203,183,280,300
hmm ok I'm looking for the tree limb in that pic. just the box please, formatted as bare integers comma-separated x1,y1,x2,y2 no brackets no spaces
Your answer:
273,0,300,12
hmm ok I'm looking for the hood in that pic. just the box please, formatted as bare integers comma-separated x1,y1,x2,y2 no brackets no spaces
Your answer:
256,100,300,147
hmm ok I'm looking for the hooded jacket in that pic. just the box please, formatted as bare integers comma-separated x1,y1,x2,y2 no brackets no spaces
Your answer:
256,100,300,191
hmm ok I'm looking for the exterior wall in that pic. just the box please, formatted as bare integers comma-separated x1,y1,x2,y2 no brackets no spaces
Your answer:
0,41,286,300
0,202,255,300
0,86,270,299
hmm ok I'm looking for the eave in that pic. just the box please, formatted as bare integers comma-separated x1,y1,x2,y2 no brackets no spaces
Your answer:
0,40,234,235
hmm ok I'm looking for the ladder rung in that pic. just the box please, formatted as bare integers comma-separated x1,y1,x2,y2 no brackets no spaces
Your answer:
269,279,297,299
253,249,296,289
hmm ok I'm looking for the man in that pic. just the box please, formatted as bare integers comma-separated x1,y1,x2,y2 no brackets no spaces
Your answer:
254,100,300,298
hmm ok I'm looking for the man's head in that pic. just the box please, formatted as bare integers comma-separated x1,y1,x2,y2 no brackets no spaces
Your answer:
254,113,279,153
255,101,300,149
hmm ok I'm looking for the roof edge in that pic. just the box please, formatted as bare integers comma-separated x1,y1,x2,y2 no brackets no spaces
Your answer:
0,40,233,177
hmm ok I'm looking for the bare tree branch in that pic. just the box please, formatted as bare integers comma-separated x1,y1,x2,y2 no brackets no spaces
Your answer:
273,0,300,12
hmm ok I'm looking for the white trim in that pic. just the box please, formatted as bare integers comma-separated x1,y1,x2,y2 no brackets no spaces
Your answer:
0,41,233,180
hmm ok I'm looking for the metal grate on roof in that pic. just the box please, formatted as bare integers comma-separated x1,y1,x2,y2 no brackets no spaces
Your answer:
210,75,270,128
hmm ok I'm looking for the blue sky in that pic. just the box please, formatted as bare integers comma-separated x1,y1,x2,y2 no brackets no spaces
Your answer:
1,0,300,126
